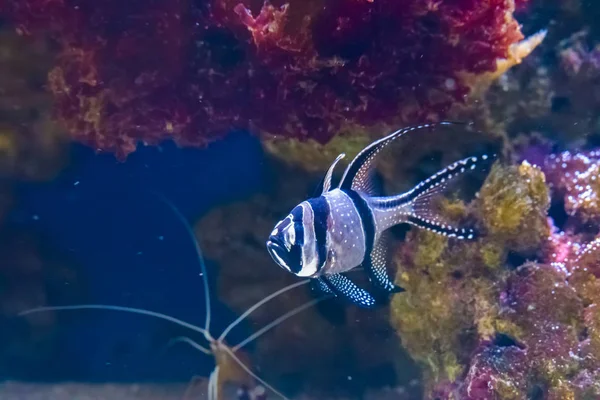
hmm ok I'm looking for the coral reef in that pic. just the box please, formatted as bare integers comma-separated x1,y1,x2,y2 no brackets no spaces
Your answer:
446,26,600,156
263,28,547,174
389,160,549,392
543,150,600,225
2,0,533,159
389,152,600,399
4,1,600,399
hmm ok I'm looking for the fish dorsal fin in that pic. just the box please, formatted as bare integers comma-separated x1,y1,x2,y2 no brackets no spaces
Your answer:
321,153,346,194
311,153,346,198
339,122,466,195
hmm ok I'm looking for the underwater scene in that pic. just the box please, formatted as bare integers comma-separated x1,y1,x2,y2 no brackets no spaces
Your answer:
0,0,600,399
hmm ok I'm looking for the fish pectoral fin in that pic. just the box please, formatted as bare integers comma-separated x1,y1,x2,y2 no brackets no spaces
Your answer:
310,277,334,296
322,274,377,308
364,232,403,294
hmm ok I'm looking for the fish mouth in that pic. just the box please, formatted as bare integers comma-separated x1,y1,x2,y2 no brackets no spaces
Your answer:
266,239,288,269
266,238,282,256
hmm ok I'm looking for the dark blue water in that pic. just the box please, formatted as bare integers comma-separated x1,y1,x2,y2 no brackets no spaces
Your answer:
7,131,267,382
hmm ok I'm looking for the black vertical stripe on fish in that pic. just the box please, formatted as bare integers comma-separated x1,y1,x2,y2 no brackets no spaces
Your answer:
343,189,376,261
291,204,304,222
287,243,303,274
309,196,330,272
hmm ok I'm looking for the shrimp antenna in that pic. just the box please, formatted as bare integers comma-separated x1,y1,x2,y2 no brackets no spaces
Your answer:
152,192,212,338
233,296,327,351
18,305,212,353
218,279,311,342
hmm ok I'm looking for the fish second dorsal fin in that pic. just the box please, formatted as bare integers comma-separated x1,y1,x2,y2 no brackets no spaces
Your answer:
338,122,467,196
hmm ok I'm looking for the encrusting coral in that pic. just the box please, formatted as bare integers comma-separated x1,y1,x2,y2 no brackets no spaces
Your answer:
543,150,600,225
389,150,600,399
2,0,535,159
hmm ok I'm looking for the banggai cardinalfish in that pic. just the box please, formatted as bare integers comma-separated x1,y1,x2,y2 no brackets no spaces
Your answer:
266,122,495,308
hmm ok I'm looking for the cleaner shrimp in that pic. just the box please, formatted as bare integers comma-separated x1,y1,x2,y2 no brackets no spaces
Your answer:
19,196,329,400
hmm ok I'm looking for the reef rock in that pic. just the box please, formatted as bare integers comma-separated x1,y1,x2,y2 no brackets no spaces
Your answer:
390,154,600,399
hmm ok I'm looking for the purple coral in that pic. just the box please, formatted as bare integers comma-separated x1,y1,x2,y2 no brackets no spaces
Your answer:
459,345,530,400
544,150,600,224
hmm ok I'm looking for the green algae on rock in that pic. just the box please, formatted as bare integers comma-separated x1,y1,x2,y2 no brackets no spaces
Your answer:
477,161,550,254
389,160,554,397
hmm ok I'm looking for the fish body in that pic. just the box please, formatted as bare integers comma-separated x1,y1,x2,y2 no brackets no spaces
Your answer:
266,122,494,308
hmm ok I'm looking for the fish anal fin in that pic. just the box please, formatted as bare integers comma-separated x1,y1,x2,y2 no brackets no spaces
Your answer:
364,232,402,294
322,274,377,308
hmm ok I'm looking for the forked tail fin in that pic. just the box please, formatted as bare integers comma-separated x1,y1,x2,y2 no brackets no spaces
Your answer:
371,153,496,237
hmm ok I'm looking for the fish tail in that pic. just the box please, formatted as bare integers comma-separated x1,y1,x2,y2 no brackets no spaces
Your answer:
372,153,496,237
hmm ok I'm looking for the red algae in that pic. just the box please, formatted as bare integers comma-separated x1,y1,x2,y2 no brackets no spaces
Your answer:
2,0,529,159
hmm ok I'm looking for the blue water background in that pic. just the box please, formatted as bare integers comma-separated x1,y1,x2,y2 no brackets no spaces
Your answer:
8,131,267,382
